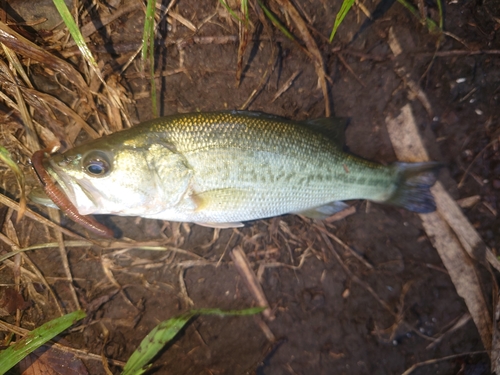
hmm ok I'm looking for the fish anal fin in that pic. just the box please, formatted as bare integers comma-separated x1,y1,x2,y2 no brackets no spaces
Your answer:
294,201,350,219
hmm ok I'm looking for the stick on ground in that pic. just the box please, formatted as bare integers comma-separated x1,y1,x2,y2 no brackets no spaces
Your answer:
230,246,274,321
385,104,496,367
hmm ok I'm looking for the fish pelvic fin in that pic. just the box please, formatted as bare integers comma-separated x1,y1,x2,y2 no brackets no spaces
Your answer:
293,201,349,219
196,222,244,229
387,162,443,213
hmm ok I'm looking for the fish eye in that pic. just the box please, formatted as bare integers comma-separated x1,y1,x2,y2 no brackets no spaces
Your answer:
82,151,112,177
86,161,108,175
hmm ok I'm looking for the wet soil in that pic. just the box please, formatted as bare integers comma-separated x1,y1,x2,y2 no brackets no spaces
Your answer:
2,0,500,374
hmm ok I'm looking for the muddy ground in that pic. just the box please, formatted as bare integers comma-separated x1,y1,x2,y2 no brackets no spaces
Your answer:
1,0,499,374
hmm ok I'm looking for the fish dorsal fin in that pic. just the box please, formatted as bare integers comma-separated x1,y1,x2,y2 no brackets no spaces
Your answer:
303,117,347,148
227,110,347,147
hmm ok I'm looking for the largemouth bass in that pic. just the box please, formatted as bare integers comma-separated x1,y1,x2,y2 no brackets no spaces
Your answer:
33,111,440,229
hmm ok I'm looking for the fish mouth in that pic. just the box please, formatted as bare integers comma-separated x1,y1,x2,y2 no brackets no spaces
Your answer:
46,158,100,214
30,151,115,238
28,186,59,208
45,160,76,201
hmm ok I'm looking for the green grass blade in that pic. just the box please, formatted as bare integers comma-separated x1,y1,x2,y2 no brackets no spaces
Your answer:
0,310,86,375
52,0,98,69
257,0,295,41
122,307,264,375
396,0,440,32
219,0,245,23
122,311,195,375
329,0,356,42
141,0,155,62
148,27,158,118
242,0,249,23
436,0,444,29
141,0,158,117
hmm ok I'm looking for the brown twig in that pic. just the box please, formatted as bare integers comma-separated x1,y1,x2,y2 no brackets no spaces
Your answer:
458,137,498,188
315,222,373,269
337,54,366,87
0,193,86,240
318,227,437,342
324,205,356,222
48,208,81,311
230,246,274,321
401,351,487,375
239,41,277,110
271,70,300,102
426,313,471,349
417,49,500,57
274,0,330,116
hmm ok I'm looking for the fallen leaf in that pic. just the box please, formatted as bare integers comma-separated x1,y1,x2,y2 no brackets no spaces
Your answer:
19,345,89,375
0,287,31,315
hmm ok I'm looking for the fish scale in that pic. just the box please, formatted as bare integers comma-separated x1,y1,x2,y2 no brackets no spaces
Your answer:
36,111,440,228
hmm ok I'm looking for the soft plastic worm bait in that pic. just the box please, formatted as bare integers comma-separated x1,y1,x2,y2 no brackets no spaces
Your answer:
31,150,115,238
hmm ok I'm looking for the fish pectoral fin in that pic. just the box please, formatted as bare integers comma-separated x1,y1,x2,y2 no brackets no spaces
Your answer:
294,201,350,219
189,188,250,228
195,222,244,229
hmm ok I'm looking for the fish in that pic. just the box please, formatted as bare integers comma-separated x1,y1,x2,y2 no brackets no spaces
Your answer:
31,110,441,231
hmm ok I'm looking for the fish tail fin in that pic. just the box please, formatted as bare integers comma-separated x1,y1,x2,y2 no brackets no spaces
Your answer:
387,162,443,213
